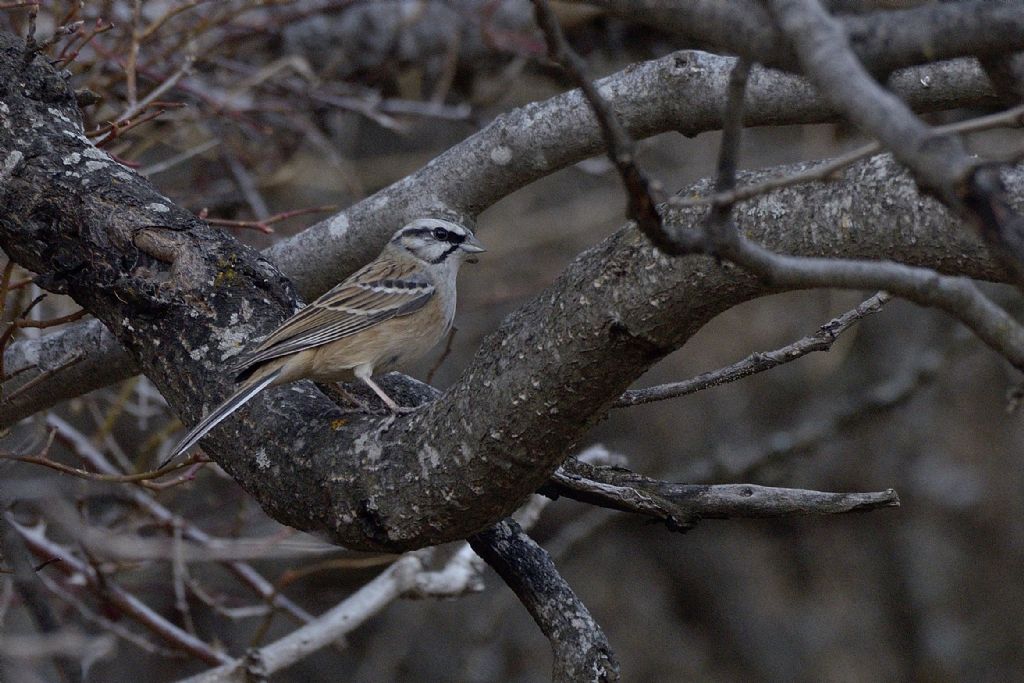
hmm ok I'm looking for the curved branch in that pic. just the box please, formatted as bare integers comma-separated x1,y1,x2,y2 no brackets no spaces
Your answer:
0,32,1015,552
468,519,619,683
0,52,1000,426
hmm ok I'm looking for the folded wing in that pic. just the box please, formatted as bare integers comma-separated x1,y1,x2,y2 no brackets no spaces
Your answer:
235,258,435,380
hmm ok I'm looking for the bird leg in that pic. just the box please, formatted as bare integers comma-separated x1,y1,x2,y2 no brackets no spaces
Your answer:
332,383,375,413
353,365,416,413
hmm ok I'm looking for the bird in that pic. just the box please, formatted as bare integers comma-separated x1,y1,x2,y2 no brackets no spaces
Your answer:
163,217,485,466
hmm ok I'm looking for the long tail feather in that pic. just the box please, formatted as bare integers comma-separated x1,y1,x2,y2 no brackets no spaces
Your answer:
161,368,282,468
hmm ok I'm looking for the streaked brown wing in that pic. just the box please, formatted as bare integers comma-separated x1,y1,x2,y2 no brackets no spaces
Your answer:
235,257,434,373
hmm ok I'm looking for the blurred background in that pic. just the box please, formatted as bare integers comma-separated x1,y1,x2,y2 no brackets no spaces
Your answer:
1,1,1023,681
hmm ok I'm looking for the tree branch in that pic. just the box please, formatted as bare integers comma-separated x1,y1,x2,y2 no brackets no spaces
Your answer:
0,51,1002,426
767,0,1024,280
579,0,1024,75
0,31,1015,552
615,292,891,408
545,459,899,532
469,519,619,683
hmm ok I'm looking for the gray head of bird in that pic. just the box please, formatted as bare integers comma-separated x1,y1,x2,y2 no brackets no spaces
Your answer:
391,218,486,266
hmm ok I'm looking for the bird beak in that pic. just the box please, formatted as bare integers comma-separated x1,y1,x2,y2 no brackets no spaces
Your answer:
460,233,486,261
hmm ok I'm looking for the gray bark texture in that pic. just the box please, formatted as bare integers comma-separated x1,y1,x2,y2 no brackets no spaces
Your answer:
0,51,999,426
468,519,620,683
0,32,1015,551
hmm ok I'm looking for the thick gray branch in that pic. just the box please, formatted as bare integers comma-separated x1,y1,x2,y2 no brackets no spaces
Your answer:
767,0,1024,282
581,0,1024,75
0,51,1000,426
0,33,1015,551
468,519,619,683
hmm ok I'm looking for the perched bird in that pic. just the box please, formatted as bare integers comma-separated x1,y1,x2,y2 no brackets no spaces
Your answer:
164,218,485,464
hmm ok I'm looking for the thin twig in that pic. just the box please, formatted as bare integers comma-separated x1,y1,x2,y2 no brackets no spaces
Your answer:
616,292,891,407
55,19,113,67
2,351,84,403
125,0,142,107
140,138,220,177
92,108,169,147
530,0,697,255
6,514,232,666
201,205,337,234
705,57,752,242
13,308,86,329
1,430,206,483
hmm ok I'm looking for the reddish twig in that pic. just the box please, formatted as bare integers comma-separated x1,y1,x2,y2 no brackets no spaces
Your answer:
201,205,337,234
13,307,86,329
91,108,168,147
1,429,207,484
56,19,113,67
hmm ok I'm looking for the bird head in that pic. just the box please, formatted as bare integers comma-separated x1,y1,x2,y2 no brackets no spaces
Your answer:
392,218,486,266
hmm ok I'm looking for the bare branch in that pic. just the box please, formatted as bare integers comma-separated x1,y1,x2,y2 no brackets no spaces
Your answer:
767,0,1024,280
0,53,1001,426
548,459,899,533
45,414,314,626
531,0,683,255
616,292,891,408
580,0,1024,75
469,519,620,683
5,514,232,666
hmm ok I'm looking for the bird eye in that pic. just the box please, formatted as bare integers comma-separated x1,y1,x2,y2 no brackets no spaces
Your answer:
432,227,450,241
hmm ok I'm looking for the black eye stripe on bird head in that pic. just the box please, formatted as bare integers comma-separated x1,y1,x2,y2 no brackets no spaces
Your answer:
398,223,466,244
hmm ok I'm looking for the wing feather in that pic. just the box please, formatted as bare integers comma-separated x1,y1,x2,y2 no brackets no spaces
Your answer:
234,256,434,376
